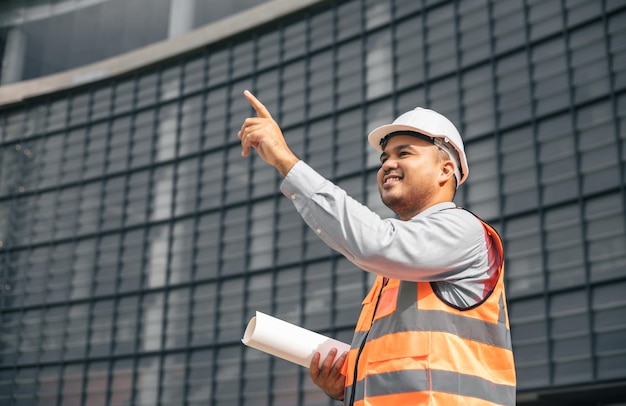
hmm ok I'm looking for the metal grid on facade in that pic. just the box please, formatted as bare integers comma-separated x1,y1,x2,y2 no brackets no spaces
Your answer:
0,0,625,405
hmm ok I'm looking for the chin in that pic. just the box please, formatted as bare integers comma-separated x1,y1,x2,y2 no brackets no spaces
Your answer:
380,194,402,210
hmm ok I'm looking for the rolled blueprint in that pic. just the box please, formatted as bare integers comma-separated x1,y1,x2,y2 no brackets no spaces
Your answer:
242,311,350,368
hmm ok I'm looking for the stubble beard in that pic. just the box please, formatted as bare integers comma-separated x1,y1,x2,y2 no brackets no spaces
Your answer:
379,185,432,220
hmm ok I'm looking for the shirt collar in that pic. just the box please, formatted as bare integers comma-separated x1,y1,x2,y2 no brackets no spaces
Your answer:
409,201,456,220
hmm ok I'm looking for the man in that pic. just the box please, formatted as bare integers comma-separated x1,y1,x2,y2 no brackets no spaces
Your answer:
239,90,516,405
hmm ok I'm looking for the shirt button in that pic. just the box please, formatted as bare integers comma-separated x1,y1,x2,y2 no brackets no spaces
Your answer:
316,228,322,234
290,194,297,200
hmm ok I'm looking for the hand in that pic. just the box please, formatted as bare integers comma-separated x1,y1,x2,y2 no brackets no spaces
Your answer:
238,90,300,176
309,348,348,401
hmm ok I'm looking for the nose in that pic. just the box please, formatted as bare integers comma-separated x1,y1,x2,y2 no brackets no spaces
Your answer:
380,156,398,173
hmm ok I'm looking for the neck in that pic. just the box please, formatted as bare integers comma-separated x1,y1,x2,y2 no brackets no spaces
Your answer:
394,191,454,220
395,200,446,220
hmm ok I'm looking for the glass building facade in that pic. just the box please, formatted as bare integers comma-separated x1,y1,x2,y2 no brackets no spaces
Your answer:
0,0,269,83
1,0,625,404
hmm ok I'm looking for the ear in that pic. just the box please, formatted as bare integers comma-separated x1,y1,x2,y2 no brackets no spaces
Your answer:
439,160,455,186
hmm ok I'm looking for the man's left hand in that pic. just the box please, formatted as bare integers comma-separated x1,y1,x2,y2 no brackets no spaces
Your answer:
309,348,348,401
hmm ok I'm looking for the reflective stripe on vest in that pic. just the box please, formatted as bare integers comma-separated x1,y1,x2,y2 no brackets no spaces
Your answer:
349,369,516,405
344,217,516,406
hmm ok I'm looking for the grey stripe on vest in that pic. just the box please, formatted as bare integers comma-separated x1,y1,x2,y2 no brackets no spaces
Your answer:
397,279,418,311
349,369,515,405
498,293,507,324
350,330,369,350
370,307,511,349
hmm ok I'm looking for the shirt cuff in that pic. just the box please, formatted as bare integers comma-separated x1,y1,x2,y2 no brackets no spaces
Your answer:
280,160,328,208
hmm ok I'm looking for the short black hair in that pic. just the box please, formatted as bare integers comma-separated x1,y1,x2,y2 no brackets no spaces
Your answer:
379,131,435,150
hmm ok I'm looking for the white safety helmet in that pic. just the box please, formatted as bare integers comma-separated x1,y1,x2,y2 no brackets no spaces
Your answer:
367,107,469,187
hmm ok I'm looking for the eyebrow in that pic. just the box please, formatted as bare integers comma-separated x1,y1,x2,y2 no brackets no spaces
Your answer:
379,144,416,160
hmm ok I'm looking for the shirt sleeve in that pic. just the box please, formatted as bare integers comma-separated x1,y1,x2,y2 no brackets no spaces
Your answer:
280,161,487,283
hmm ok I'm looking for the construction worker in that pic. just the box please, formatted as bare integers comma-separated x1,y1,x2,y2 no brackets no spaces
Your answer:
239,90,516,405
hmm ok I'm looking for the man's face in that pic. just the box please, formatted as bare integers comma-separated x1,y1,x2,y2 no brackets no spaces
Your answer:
376,135,443,220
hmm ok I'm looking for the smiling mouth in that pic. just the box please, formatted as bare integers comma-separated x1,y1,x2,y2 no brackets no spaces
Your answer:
383,176,401,185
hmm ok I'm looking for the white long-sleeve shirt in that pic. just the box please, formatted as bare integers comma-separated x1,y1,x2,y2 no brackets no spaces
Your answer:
280,160,500,308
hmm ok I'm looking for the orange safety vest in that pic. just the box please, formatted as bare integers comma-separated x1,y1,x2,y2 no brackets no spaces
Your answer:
343,218,516,405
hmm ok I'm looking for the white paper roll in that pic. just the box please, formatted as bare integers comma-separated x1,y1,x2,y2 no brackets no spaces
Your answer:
241,311,350,368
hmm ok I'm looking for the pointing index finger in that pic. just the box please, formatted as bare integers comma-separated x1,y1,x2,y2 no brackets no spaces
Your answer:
244,90,272,119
